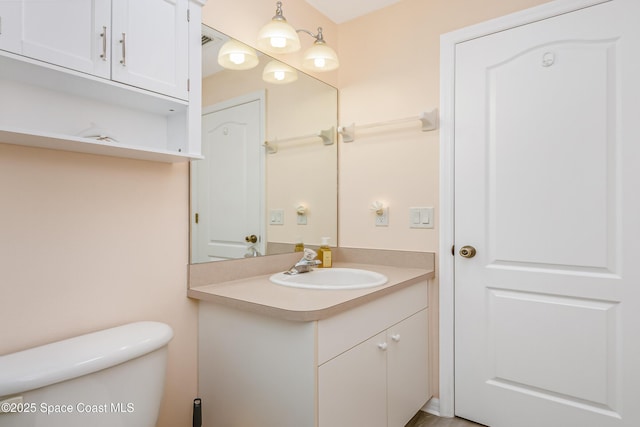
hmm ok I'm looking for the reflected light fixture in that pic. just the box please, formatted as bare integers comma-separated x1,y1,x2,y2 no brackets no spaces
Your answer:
262,60,298,84
257,1,301,54
217,39,259,70
257,2,339,72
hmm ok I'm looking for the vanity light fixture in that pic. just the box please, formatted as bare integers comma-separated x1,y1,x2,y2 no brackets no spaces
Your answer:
263,60,298,84
257,2,339,72
217,39,259,70
299,27,339,72
257,1,301,53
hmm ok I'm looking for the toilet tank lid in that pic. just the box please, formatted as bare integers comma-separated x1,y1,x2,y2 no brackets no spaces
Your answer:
0,321,173,397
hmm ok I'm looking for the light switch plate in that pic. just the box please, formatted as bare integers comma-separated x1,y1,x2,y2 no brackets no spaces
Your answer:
409,207,434,229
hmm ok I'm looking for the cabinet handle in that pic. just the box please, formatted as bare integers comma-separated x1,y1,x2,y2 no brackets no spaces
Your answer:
377,342,388,351
100,26,107,61
391,333,401,342
119,32,126,66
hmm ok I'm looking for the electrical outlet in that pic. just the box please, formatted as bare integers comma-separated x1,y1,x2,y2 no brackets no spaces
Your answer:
375,207,389,227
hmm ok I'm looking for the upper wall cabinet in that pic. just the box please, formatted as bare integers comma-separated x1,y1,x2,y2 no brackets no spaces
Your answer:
0,2,23,54
0,0,204,162
4,1,112,80
111,0,189,100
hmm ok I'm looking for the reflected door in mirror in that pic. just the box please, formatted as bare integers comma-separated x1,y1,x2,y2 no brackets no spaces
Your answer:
192,99,264,261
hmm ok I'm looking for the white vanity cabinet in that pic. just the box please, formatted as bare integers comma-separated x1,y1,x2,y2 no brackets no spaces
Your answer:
0,0,203,162
198,280,431,427
318,310,429,427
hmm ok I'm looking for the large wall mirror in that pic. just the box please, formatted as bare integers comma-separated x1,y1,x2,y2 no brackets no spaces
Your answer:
191,24,338,263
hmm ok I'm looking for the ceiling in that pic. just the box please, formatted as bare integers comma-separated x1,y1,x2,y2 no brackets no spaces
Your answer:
304,0,402,24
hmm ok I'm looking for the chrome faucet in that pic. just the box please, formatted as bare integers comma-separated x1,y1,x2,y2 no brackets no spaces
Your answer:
244,245,262,258
285,248,321,275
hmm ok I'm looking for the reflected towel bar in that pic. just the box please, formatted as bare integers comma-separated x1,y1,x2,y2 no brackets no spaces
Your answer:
263,126,335,154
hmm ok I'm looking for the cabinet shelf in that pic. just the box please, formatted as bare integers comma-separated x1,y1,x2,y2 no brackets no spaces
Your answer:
0,51,188,115
0,126,202,163
0,51,198,163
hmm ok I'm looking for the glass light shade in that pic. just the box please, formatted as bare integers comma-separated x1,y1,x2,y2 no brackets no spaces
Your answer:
302,42,339,72
217,39,259,70
257,19,301,54
262,60,298,84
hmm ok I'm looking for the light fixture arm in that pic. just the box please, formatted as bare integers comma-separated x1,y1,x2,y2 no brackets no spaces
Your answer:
296,27,326,44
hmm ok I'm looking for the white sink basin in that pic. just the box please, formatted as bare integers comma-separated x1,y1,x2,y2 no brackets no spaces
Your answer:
269,268,388,290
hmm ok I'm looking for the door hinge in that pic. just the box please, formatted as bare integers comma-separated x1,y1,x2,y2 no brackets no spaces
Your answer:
195,213,199,224
187,78,190,92
187,8,190,22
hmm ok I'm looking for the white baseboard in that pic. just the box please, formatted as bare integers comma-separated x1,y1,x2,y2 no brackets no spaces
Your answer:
421,397,443,417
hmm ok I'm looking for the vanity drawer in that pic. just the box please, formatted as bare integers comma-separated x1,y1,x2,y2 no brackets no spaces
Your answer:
317,280,428,365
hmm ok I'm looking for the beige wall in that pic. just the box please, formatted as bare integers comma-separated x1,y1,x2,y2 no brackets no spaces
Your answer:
0,2,555,427
0,144,196,427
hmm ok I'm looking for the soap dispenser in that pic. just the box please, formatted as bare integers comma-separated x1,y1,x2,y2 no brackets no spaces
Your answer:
317,237,332,268
294,237,304,252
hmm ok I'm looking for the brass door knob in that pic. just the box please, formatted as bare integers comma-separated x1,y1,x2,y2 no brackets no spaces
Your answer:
245,234,258,244
459,246,476,258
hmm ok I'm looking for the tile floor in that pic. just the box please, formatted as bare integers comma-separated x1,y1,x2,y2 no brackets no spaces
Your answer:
405,411,485,427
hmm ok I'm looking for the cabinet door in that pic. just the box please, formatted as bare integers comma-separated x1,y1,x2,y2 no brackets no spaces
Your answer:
387,309,430,427
318,331,387,427
111,0,188,100
0,1,22,54
19,0,110,77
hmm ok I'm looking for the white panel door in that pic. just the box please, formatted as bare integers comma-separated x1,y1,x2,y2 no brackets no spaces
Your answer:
454,1,640,426
19,0,110,77
193,99,263,261
111,0,188,99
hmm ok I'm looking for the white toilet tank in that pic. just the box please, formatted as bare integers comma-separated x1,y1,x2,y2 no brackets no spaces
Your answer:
0,321,173,427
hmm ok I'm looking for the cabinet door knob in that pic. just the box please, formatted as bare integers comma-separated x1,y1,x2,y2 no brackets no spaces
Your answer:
391,334,401,342
377,342,388,351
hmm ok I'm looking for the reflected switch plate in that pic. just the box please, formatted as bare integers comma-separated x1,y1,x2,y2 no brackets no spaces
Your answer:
270,209,284,225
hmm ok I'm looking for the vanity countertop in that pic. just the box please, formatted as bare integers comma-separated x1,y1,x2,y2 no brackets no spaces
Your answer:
188,261,434,322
